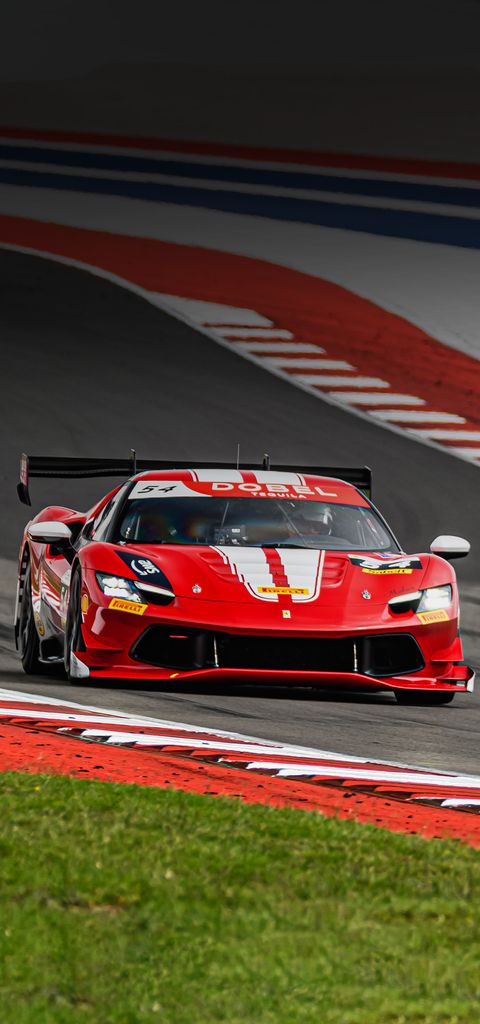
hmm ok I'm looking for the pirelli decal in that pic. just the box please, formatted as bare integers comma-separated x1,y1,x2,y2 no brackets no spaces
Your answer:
363,567,413,575
417,609,449,625
257,586,310,596
350,555,422,576
109,598,148,615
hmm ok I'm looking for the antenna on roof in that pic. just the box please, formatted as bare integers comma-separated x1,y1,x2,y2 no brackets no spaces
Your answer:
130,448,137,475
236,443,240,470
263,453,270,470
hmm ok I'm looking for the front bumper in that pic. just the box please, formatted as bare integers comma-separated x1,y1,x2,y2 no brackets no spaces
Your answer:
73,618,472,692
76,601,475,693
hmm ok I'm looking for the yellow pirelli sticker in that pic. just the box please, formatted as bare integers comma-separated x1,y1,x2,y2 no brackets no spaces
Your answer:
362,568,413,575
417,609,449,625
258,586,310,595
108,597,148,615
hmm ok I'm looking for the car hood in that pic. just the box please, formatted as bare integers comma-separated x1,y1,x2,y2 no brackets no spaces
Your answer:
112,545,431,607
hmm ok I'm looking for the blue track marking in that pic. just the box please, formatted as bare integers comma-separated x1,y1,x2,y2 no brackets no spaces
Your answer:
2,142,480,209
2,165,480,250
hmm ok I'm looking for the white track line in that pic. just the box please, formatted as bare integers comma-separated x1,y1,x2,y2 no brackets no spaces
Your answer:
440,799,480,807
334,392,426,405
447,447,480,458
154,296,273,326
213,327,294,339
0,690,438,766
4,689,480,801
297,375,390,388
69,731,350,758
264,358,354,370
371,410,467,423
248,764,480,788
408,429,480,441
235,341,325,353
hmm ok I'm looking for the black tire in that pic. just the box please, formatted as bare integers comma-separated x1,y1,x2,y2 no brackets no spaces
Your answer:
394,690,455,706
18,562,43,674
64,569,87,684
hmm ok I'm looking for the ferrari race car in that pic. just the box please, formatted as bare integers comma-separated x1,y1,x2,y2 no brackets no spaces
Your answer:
14,453,474,705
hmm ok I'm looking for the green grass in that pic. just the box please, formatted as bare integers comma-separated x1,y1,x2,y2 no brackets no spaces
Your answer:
0,775,479,1024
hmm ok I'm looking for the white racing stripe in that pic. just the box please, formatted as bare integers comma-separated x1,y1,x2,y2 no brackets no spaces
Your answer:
213,547,276,600
212,544,322,602
278,549,325,603
192,469,244,482
252,471,303,484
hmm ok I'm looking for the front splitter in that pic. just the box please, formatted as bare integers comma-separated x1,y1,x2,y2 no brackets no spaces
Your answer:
79,661,475,694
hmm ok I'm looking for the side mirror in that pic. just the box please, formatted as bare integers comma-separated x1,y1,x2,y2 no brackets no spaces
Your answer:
430,535,470,560
28,521,73,546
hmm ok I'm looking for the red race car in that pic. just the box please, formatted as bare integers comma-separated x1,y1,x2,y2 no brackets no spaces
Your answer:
14,453,474,704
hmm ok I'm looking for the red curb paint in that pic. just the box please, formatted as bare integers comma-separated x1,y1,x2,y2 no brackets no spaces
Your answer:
1,215,480,427
1,126,480,181
1,720,480,846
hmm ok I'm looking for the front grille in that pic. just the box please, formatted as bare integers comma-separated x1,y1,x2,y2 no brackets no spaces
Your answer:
363,635,423,676
131,628,424,677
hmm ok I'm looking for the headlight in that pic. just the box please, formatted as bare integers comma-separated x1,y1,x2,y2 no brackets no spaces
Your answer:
135,581,175,600
388,590,422,614
417,585,452,612
96,572,176,606
96,573,142,602
389,584,452,615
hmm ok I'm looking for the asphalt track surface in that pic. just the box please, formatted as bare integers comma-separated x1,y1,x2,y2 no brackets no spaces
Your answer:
2,249,480,775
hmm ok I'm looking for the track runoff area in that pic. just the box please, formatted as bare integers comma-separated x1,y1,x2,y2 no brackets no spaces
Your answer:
2,128,480,844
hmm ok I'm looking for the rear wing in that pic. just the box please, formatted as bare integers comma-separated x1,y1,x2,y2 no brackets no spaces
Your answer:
17,452,372,506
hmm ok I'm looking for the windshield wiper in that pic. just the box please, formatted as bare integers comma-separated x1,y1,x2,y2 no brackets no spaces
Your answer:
262,542,309,549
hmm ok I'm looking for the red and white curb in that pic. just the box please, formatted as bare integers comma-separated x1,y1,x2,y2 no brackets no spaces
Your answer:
157,293,480,465
2,228,480,469
2,689,480,832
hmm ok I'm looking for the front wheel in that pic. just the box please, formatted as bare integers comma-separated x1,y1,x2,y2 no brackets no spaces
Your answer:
394,690,455,706
18,562,43,674
64,570,88,683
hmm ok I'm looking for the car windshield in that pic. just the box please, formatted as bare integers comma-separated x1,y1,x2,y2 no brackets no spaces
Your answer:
113,497,396,551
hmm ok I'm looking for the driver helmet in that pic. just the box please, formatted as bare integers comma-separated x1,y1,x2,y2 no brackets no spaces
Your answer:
298,503,333,534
